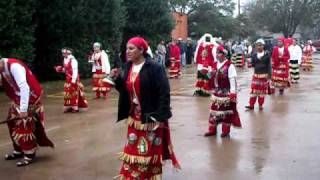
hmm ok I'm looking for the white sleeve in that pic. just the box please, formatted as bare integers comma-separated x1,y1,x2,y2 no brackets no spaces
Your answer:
313,46,316,52
248,46,253,54
10,64,30,112
229,77,237,94
297,47,303,64
228,64,237,93
71,58,78,83
147,47,153,58
197,64,203,70
91,54,96,73
228,64,237,78
303,46,307,52
101,51,111,74
88,54,94,63
212,46,217,62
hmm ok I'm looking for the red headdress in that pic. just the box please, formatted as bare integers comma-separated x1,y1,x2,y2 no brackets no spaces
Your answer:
217,45,228,55
277,37,285,43
127,37,149,54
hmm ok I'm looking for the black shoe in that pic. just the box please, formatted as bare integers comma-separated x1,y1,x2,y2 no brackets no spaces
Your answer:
16,156,34,167
259,106,264,111
204,131,216,137
193,91,199,96
71,109,79,113
245,106,254,110
5,151,23,160
279,90,284,95
220,133,230,138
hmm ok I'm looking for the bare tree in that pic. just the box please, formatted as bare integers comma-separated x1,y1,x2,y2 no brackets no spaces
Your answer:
246,0,320,37
169,0,234,15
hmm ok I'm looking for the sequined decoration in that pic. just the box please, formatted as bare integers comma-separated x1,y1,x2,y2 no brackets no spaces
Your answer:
137,137,148,154
147,131,155,142
153,137,162,146
128,133,138,145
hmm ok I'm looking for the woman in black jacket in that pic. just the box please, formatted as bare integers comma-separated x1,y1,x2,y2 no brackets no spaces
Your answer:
111,37,180,179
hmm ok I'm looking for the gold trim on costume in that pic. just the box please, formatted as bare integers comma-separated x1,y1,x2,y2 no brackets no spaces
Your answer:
211,95,230,105
115,174,162,180
118,152,152,165
93,74,105,78
210,110,233,117
253,74,268,78
127,117,161,131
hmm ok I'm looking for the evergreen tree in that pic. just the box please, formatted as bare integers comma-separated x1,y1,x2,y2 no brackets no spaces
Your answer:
0,0,37,66
33,0,126,80
187,1,236,39
122,0,174,48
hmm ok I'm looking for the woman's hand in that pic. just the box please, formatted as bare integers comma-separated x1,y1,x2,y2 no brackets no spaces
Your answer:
54,66,64,73
229,93,237,102
110,68,121,79
19,112,28,119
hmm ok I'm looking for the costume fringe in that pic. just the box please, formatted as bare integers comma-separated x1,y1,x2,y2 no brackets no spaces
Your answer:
272,76,289,81
118,152,153,165
127,117,161,131
92,87,109,92
277,64,287,68
251,89,268,95
211,95,230,106
253,74,268,78
93,74,105,78
168,69,179,73
11,103,43,114
273,82,289,87
301,64,313,68
210,110,233,117
114,174,162,180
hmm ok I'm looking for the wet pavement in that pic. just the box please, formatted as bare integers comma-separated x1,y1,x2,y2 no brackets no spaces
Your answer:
0,54,320,180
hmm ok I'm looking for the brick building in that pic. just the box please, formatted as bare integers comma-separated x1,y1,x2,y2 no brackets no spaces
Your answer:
171,12,188,41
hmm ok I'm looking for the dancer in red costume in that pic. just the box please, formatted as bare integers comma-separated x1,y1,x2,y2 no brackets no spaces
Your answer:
271,38,290,95
0,57,54,167
301,40,316,72
111,37,180,179
55,48,88,112
193,33,216,96
88,42,111,99
245,39,271,110
204,46,241,138
168,40,181,78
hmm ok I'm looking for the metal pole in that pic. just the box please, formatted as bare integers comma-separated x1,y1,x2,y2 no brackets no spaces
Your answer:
238,0,241,42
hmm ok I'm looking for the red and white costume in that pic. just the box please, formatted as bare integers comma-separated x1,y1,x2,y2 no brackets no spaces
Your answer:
56,51,88,112
0,58,54,163
271,40,291,91
119,64,174,179
246,39,272,109
205,47,241,137
301,41,316,71
117,37,180,179
89,47,111,99
168,43,181,78
193,33,216,96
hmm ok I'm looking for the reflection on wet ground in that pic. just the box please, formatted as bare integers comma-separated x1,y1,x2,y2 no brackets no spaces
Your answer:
0,55,320,180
